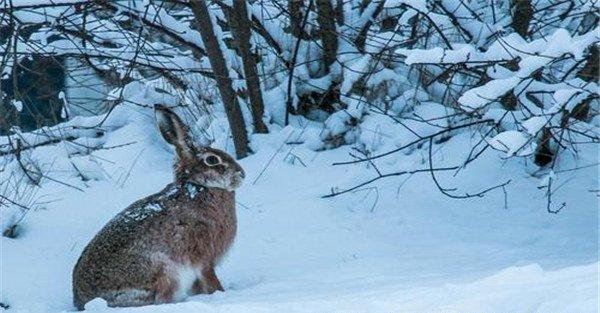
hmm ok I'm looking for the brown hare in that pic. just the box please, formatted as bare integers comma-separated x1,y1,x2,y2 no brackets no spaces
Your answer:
72,105,245,310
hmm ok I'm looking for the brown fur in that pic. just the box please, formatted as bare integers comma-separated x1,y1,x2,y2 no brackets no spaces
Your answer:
72,106,244,310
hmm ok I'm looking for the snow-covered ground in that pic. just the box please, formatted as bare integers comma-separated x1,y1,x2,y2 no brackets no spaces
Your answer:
1,105,598,312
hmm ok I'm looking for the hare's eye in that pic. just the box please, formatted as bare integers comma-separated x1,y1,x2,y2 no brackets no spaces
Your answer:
204,154,221,166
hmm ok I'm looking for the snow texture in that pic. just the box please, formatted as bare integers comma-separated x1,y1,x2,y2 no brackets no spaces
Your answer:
0,105,597,312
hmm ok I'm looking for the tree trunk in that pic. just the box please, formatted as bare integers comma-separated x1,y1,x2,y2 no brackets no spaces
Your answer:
316,0,338,73
230,0,268,134
189,0,249,158
334,0,344,26
288,0,311,40
512,0,533,38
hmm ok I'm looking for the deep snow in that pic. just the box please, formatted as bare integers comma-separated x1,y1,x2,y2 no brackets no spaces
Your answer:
0,105,598,312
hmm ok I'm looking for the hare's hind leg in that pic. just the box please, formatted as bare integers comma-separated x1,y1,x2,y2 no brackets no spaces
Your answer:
190,267,223,294
204,267,224,292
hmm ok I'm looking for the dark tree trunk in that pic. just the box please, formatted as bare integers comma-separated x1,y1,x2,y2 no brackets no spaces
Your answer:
189,0,249,158
512,0,533,38
334,0,344,25
230,0,268,134
316,0,338,73
288,0,311,40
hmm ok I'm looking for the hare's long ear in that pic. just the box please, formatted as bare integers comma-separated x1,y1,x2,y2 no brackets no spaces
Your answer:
155,105,195,159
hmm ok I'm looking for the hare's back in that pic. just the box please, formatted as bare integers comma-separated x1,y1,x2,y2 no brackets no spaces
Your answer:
73,185,183,303
77,185,179,264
